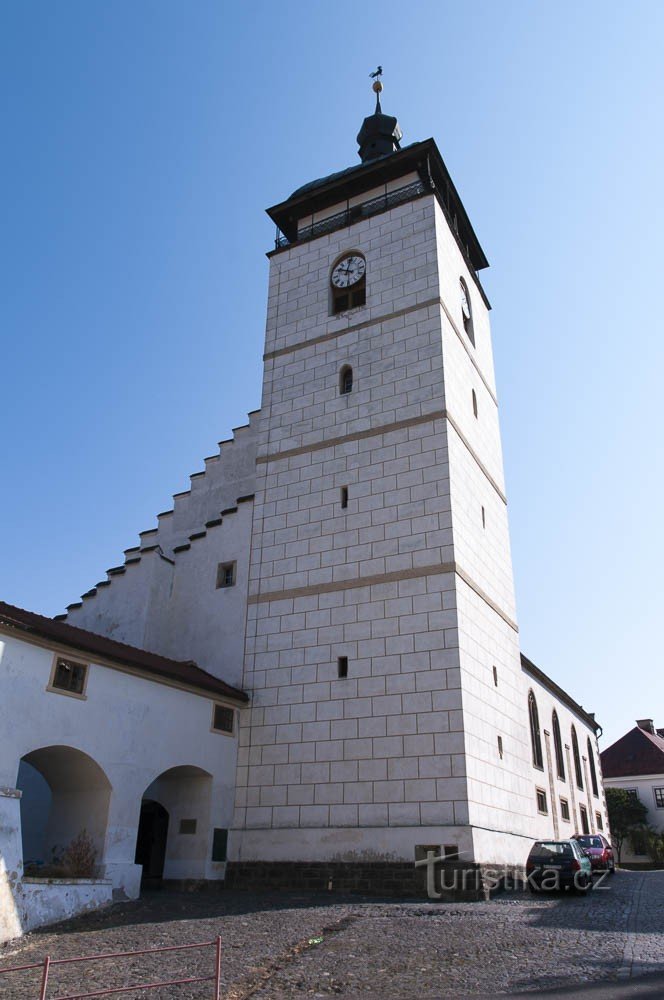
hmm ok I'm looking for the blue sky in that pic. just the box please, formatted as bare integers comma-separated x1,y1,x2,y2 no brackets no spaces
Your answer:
2,2,662,750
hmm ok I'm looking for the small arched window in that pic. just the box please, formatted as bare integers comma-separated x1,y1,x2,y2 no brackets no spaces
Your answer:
552,710,565,781
460,277,474,346
339,365,353,395
331,253,366,315
472,389,478,418
572,726,583,789
587,737,599,798
528,691,543,769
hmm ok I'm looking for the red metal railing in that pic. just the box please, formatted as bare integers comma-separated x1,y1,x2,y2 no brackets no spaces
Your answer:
0,936,222,999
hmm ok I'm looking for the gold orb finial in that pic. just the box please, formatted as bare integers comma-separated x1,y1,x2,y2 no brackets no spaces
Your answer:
372,80,383,94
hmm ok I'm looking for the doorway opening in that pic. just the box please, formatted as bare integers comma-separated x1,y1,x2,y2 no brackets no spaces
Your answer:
134,800,169,886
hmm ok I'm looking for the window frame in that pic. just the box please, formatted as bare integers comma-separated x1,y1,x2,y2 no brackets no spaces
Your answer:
560,797,570,822
339,365,353,395
552,710,565,781
211,703,236,736
528,690,544,770
459,276,475,346
536,788,548,814
653,787,664,808
216,561,237,589
330,252,367,316
571,725,584,790
47,654,89,700
587,737,599,798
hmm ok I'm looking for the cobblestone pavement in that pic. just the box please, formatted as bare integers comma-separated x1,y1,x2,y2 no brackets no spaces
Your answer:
1,870,663,998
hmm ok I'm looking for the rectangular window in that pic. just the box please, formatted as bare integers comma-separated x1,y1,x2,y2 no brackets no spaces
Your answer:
337,656,349,679
596,812,603,830
179,818,197,835
560,798,570,821
579,804,590,834
216,562,236,588
626,788,639,800
536,789,548,814
212,704,235,734
50,656,88,697
654,787,664,808
340,486,349,509
497,735,503,759
212,828,228,862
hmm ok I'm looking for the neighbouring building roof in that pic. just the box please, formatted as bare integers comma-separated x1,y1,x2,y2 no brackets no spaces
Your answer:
0,601,248,704
520,653,600,733
601,722,664,778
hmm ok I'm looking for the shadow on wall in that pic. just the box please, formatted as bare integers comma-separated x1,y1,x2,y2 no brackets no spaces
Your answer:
17,746,112,873
135,765,213,883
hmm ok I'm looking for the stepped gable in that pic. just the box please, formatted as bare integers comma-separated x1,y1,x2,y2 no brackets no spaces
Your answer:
0,601,248,702
55,490,255,617
55,410,260,619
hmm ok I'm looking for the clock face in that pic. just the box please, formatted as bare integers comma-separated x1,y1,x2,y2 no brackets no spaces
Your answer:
331,254,366,289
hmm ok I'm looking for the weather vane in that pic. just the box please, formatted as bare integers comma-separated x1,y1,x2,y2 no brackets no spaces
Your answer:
369,66,384,110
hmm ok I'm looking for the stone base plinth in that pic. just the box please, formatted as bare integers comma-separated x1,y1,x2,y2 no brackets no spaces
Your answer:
224,861,494,901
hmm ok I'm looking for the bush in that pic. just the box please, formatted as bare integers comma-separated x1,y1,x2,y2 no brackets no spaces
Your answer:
23,830,97,879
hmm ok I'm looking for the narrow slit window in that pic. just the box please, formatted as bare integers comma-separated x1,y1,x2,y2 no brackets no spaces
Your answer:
492,665,498,687
340,486,349,509
337,656,349,678
339,365,353,395
497,735,503,759
481,506,486,529
472,389,478,418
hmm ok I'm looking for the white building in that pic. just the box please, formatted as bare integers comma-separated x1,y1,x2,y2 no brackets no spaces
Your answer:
1,86,608,937
0,602,247,942
601,719,664,864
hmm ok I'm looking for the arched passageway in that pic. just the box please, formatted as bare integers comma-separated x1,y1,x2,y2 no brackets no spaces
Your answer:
135,765,212,884
17,746,111,873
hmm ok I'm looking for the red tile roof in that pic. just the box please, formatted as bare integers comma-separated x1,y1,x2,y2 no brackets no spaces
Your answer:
0,601,248,704
600,725,664,778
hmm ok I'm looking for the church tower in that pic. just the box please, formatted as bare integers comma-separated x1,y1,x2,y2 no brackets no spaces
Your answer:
229,80,539,888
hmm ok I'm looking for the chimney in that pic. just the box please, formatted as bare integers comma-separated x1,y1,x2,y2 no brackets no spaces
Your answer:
636,719,655,734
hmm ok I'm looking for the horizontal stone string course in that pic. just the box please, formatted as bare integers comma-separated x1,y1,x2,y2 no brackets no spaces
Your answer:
248,560,519,633
256,408,507,503
263,293,499,407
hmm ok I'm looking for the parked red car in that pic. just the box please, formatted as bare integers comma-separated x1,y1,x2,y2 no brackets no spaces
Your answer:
573,833,615,873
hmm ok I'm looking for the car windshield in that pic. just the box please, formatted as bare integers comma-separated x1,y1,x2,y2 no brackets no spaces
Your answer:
577,836,603,848
531,842,574,859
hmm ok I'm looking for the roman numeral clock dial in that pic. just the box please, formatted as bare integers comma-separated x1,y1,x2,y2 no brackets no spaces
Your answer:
331,254,366,288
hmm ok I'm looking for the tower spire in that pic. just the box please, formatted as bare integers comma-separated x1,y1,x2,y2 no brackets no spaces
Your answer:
358,67,402,163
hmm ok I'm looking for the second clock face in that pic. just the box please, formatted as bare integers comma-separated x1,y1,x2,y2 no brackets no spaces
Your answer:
331,255,366,288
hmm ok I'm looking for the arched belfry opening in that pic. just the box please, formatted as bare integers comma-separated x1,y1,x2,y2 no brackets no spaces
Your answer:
17,746,111,872
135,765,213,886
